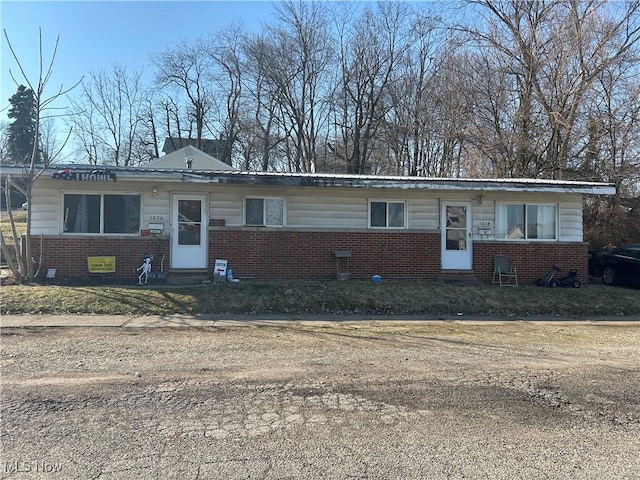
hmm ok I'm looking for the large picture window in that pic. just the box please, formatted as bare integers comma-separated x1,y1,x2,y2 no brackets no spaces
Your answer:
370,201,406,228
245,197,284,226
63,194,140,234
496,204,557,240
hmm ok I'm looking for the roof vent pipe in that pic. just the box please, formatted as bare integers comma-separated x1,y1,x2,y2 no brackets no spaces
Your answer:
185,146,193,169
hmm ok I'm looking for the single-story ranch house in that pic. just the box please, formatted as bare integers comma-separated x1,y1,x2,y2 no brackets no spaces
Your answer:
4,149,615,284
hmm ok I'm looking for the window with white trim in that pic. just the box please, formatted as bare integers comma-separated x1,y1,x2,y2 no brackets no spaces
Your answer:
245,197,284,226
495,204,557,240
369,201,406,228
63,193,141,234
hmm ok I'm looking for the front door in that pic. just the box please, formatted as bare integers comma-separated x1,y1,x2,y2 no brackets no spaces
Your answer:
441,201,472,270
171,194,208,269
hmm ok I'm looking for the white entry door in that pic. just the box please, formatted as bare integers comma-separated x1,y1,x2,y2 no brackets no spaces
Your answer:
171,194,208,269
441,201,472,270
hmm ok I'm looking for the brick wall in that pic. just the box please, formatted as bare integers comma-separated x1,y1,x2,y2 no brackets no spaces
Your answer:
208,230,589,284
208,230,441,280
474,242,589,285
23,232,588,284
23,236,169,281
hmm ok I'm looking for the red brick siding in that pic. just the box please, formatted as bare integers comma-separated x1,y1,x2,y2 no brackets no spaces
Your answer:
23,232,588,284
208,230,441,280
474,242,589,285
23,236,169,280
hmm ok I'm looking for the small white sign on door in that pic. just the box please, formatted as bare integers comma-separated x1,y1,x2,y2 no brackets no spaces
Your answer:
214,259,227,276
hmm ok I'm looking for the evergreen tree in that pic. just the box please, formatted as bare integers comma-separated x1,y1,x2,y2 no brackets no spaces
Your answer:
7,85,37,164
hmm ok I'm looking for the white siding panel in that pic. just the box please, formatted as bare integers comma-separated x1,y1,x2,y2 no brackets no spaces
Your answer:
31,179,158,235
28,178,586,240
143,194,170,217
475,194,584,242
30,189,61,235
288,195,368,228
471,202,495,240
559,201,583,241
285,191,442,230
407,198,439,230
472,202,493,221
141,193,171,230
210,191,244,226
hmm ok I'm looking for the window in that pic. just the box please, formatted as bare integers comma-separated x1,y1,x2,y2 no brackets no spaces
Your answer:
245,197,284,226
370,201,406,228
617,247,640,259
496,203,557,240
177,199,202,245
63,194,140,234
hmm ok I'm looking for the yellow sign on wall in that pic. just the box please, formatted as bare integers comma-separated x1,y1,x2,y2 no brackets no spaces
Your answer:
87,256,116,273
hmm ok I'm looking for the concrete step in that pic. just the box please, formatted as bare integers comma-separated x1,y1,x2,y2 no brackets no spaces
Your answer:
166,269,210,285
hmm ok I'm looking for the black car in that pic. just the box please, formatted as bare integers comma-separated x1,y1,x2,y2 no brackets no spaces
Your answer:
600,244,640,288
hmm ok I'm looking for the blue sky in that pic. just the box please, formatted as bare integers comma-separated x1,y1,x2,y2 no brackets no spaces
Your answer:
0,0,278,121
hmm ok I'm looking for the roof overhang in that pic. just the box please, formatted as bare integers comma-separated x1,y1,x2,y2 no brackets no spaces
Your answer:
182,171,617,195
1,164,617,195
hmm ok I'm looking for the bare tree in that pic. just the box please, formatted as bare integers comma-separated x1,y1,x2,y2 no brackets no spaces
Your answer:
0,121,9,164
333,2,411,174
242,34,291,171
458,49,530,177
67,65,146,166
1,28,80,283
152,39,213,149
38,115,59,166
248,0,333,172
450,0,640,248
582,66,640,247
134,96,161,163
383,10,468,177
461,0,640,179
204,24,246,166
156,94,188,142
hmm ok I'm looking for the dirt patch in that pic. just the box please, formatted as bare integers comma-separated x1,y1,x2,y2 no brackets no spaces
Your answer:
1,321,639,479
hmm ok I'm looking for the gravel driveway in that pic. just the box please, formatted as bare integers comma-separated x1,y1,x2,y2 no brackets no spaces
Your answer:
1,320,639,479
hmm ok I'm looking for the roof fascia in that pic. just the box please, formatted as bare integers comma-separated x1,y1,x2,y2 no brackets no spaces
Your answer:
2,165,616,195
182,172,616,195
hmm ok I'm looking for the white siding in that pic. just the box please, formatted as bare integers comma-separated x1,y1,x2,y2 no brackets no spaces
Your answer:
147,146,235,170
473,202,494,223
558,199,583,241
472,201,495,240
141,192,170,230
31,188,60,235
30,179,169,235
477,193,584,242
28,178,586,242
287,193,368,229
210,189,243,226
407,197,439,230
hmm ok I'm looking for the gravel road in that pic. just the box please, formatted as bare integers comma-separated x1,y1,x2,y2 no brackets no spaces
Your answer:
1,320,639,479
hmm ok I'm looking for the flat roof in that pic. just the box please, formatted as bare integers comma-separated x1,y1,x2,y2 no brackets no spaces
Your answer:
1,164,617,195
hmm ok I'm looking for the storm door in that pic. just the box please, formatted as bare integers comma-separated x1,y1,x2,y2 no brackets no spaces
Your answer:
171,194,208,269
441,202,472,270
